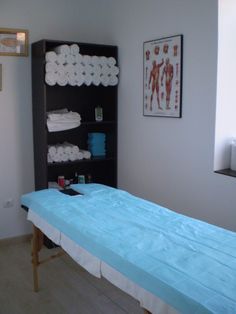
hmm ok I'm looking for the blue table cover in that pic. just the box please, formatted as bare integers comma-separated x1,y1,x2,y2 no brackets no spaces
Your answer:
21,184,236,314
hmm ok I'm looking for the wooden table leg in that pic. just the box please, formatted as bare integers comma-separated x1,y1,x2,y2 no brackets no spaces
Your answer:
31,225,42,292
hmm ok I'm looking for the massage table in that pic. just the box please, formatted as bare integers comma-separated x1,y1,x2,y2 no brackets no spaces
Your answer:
21,184,236,314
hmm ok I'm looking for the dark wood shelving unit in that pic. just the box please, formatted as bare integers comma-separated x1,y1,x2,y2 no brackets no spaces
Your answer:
32,39,118,191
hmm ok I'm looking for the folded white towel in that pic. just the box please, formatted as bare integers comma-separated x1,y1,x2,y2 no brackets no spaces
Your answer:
47,108,68,115
45,51,58,63
48,111,81,123
47,121,81,132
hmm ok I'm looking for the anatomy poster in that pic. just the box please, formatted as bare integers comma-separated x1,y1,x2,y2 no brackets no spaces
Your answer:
143,35,183,117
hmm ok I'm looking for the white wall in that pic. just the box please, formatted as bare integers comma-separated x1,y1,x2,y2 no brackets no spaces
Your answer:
0,0,115,239
214,0,236,170
0,0,235,239
107,0,236,231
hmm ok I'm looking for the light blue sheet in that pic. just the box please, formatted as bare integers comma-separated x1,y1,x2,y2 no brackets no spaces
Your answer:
21,184,236,314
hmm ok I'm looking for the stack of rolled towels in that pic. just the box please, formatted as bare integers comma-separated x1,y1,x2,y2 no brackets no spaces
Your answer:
87,133,106,157
45,43,119,87
48,142,91,163
47,108,81,132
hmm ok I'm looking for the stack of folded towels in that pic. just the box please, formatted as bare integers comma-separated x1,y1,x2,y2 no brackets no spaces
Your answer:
87,133,106,157
48,142,91,163
45,43,119,87
47,108,81,132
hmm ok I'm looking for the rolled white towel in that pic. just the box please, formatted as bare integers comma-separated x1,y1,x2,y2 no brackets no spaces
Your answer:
63,142,79,153
101,64,110,76
74,53,83,64
108,57,116,66
68,75,77,86
45,62,57,73
56,145,65,154
54,44,70,55
56,53,66,65
83,55,92,66
110,65,119,76
91,55,100,67
80,149,91,159
83,73,92,86
57,66,66,77
68,151,77,161
99,56,107,66
45,72,57,86
93,64,102,75
77,151,83,160
65,54,76,65
45,51,57,63
75,72,84,86
57,73,68,86
48,145,57,155
92,72,101,86
63,145,73,155
61,152,69,162
101,74,109,87
47,153,53,163
52,152,61,162
74,63,85,75
83,63,94,76
70,44,80,55
109,75,119,86
64,63,75,75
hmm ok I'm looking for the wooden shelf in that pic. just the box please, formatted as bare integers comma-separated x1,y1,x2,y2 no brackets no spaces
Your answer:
48,157,115,167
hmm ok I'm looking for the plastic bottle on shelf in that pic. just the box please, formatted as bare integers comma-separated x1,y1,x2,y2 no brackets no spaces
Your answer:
73,172,78,184
95,106,103,122
230,138,236,171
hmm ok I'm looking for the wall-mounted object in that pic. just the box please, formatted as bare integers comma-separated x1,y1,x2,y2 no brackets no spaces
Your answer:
0,28,28,56
143,34,183,118
0,64,2,91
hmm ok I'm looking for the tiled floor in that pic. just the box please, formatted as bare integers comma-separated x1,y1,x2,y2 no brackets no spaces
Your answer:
0,241,144,314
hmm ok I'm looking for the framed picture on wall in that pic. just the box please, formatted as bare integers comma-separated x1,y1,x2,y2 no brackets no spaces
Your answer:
0,28,28,56
143,34,183,118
